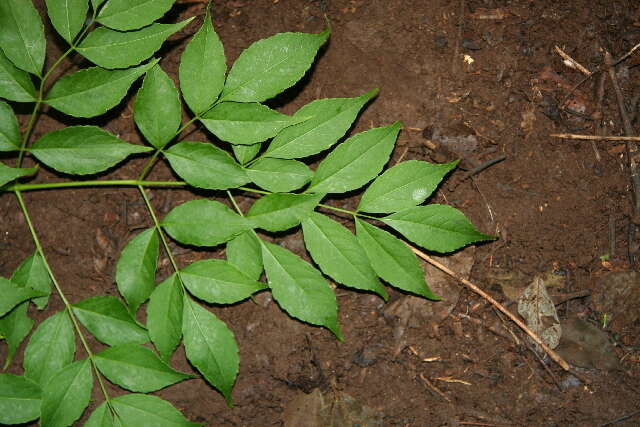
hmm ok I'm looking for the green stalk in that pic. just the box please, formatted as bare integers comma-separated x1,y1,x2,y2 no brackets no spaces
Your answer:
6,179,187,193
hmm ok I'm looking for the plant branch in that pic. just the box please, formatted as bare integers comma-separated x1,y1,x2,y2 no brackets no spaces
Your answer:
6,179,188,192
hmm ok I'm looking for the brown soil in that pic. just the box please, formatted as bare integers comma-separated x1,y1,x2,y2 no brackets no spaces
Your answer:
2,0,640,425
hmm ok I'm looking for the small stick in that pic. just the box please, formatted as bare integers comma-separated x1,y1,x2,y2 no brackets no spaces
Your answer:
461,155,506,181
522,338,563,392
554,46,592,76
598,409,640,427
609,215,616,258
408,244,572,371
418,373,451,402
550,133,640,142
550,290,590,305
613,40,640,67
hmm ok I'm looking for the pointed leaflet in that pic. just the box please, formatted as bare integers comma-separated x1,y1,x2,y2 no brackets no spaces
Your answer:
72,296,149,346
261,241,341,338
221,28,329,103
0,374,41,424
97,0,176,31
164,141,250,190
232,143,260,165
182,296,239,406
77,20,192,69
179,6,225,114
95,344,191,393
247,193,323,232
23,310,75,387
0,50,37,102
226,231,263,281
45,60,158,117
0,0,45,75
302,213,387,300
0,303,33,369
85,403,119,427
134,64,181,149
359,160,458,213
162,199,250,247
12,252,52,310
116,228,159,313
0,162,37,187
265,89,378,159
147,275,183,362
200,102,305,145
40,359,93,427
0,101,20,151
355,219,438,299
382,205,493,253
104,394,199,426
45,0,88,43
181,259,266,304
308,122,400,194
0,277,46,317
247,158,313,193
30,126,152,175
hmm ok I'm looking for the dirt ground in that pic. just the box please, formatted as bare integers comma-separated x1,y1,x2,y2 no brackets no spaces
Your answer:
2,0,640,425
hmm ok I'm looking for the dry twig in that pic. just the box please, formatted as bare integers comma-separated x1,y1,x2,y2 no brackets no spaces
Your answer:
550,133,640,142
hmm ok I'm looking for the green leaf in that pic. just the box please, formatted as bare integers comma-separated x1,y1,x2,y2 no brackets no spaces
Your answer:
221,28,329,102
45,0,89,43
72,296,149,346
97,0,176,31
0,303,33,369
40,359,93,427
45,60,158,117
232,143,260,165
95,344,192,393
85,403,119,427
182,297,239,406
91,0,108,10
381,204,493,253
30,126,152,175
0,374,41,424
109,394,200,426
77,20,192,69
247,193,323,232
179,7,225,114
162,199,249,247
308,122,400,194
147,275,183,362
358,160,458,213
246,158,313,193
302,213,387,299
116,228,159,313
261,241,341,338
265,89,378,159
181,259,266,304
0,162,37,187
0,101,20,151
164,141,250,190
226,231,262,281
0,0,45,75
0,277,46,317
134,64,181,149
200,102,304,145
23,310,75,386
0,50,37,102
11,252,52,310
355,219,437,299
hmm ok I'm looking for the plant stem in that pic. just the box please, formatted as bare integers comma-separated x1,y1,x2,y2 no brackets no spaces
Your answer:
226,190,244,217
6,179,187,192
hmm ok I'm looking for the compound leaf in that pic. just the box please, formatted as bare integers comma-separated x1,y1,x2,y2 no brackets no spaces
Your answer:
265,89,378,159
164,141,250,190
261,241,341,338
181,259,266,304
72,296,149,346
302,213,387,299
0,101,20,151
40,359,92,427
0,0,45,75
162,199,250,247
226,231,262,281
110,394,199,426
30,126,152,175
246,158,312,193
77,20,192,69
308,122,400,194
232,143,260,165
182,297,239,406
23,310,75,387
0,303,33,369
116,228,159,313
147,275,183,362
46,60,157,117
95,344,192,393
358,160,458,213
382,204,493,253
0,50,37,102
45,0,88,43
221,28,329,102
247,192,323,232
0,374,41,425
0,277,46,317
134,64,181,149
0,162,37,187
12,252,52,310
355,218,438,299
97,0,176,31
179,7,225,114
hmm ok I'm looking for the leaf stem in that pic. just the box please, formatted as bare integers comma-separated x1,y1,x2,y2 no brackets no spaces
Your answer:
226,190,244,217
6,179,188,192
